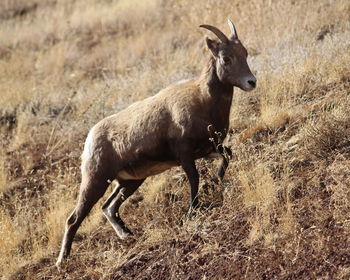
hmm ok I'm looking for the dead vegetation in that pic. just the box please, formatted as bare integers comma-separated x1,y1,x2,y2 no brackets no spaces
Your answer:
0,0,349,279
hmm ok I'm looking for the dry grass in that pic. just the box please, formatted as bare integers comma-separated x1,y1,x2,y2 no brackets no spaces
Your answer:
0,0,349,279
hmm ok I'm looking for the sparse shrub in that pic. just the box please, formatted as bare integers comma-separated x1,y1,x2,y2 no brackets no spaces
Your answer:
301,100,350,161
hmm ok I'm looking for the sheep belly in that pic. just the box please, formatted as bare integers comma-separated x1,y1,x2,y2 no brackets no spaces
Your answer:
117,161,177,180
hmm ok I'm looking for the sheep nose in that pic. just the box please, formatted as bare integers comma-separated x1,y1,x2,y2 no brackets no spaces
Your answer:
248,80,256,88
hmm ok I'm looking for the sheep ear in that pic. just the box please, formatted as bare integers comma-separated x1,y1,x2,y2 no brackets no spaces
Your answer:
205,37,220,58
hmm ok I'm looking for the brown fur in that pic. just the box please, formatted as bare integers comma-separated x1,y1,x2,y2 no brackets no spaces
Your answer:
56,21,256,266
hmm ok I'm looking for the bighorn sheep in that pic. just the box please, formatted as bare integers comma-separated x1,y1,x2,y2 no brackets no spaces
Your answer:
56,20,256,266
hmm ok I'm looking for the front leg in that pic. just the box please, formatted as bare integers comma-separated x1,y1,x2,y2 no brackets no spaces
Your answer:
178,148,200,212
217,145,232,181
202,145,232,195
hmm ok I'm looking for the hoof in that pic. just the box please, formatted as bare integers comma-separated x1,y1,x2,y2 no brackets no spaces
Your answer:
116,228,134,240
55,259,63,270
118,232,133,240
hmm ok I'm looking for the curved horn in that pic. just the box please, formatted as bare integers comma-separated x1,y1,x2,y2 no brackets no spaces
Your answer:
227,19,238,39
199,24,228,43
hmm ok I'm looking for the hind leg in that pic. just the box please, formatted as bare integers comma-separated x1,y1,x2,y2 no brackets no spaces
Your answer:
102,179,144,239
56,175,110,267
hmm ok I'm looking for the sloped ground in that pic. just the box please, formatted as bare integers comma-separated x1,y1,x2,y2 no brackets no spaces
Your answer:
0,0,349,279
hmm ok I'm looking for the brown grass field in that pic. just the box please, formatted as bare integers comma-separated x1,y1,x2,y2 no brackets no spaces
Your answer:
0,0,349,279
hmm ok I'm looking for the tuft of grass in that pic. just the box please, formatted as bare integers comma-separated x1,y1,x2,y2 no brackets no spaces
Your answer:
0,210,26,278
0,153,8,193
238,163,279,245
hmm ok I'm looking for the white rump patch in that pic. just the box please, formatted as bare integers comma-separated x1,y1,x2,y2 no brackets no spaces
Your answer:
82,127,95,160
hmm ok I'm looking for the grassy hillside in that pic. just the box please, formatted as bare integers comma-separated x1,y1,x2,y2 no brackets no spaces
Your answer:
0,0,349,279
